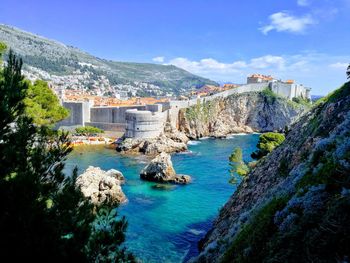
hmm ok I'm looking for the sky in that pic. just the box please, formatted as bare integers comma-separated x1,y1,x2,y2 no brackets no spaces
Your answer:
1,0,350,95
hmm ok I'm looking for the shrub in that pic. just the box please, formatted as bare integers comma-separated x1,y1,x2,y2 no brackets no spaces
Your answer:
251,132,285,160
75,126,104,136
222,197,288,263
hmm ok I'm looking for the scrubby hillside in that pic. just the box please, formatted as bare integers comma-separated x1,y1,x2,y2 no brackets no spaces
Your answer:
179,90,307,138
0,24,217,96
195,82,350,262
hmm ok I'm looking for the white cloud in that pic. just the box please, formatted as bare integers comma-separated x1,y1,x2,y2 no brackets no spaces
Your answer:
163,53,350,94
297,0,311,6
152,56,165,63
260,12,315,34
167,57,247,75
250,55,285,70
329,62,349,69
168,55,284,76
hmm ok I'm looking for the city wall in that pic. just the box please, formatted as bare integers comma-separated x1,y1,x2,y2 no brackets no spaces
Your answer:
56,83,281,135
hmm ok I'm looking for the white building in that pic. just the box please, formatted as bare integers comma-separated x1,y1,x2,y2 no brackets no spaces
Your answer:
270,82,311,100
247,74,311,100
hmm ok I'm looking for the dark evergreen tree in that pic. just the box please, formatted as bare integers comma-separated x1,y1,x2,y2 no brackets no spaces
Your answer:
347,63,350,80
0,50,134,262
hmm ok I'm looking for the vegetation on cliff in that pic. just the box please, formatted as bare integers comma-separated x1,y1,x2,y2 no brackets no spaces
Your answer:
180,91,305,139
198,78,350,262
229,82,350,261
0,49,134,261
251,132,285,160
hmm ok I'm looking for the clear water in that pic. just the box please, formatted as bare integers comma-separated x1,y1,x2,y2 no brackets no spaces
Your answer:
65,134,259,263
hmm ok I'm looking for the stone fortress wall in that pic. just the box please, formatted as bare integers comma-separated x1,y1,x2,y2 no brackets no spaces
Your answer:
57,82,310,137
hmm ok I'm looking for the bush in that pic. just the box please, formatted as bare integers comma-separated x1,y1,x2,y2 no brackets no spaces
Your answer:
251,132,285,160
75,126,104,136
292,97,311,107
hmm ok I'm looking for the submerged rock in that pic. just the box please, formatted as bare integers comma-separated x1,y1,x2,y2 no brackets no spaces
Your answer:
76,166,127,206
151,184,176,191
140,152,191,184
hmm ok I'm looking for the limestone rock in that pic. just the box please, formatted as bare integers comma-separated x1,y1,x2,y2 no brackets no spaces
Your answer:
164,122,190,143
140,152,191,184
178,92,306,139
194,84,350,262
116,134,188,155
76,166,127,206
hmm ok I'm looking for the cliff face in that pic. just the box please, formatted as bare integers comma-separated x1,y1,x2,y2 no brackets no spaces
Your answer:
178,91,306,139
195,83,350,262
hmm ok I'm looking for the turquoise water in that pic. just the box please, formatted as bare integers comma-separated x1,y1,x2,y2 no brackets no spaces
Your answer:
65,134,259,262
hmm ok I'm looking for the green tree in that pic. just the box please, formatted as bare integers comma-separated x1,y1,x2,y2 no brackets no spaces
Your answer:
347,63,350,80
229,147,250,184
24,79,69,125
0,50,133,262
251,132,285,160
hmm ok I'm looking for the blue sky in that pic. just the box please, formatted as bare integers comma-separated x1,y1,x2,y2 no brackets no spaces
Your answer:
1,0,349,95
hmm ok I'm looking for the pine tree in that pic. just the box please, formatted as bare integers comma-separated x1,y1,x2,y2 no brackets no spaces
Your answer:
0,50,134,262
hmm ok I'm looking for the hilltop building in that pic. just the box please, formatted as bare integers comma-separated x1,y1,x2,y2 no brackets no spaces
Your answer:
247,74,274,84
247,74,311,100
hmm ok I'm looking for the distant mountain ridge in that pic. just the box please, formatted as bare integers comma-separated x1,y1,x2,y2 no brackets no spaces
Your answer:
0,24,217,97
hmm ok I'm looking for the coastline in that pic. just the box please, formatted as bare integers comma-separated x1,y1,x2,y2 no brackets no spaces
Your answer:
70,136,116,147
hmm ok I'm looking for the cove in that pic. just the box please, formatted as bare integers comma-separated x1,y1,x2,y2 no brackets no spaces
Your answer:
65,134,259,262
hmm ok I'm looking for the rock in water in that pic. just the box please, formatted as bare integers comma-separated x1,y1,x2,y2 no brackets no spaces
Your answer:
116,134,188,155
76,166,127,205
140,152,191,184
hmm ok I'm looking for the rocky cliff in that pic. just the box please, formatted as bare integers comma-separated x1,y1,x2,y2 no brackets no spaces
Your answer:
195,83,350,262
179,91,307,139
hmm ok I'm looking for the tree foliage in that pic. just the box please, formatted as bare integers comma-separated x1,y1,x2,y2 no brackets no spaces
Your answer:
0,42,7,62
229,147,250,184
251,132,285,160
347,63,350,80
75,125,104,136
0,50,133,262
24,79,69,125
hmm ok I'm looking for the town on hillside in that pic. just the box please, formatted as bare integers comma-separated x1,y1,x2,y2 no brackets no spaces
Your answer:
54,73,311,107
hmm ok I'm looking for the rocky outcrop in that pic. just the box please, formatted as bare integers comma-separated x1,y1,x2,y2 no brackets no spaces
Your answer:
164,122,190,144
116,131,189,155
76,166,127,206
194,83,350,262
140,152,191,184
179,91,306,139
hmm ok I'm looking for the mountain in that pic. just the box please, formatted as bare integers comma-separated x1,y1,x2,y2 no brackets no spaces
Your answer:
195,82,350,262
0,24,217,97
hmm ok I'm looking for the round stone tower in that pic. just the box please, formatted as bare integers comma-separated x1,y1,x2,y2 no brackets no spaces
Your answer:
125,110,164,139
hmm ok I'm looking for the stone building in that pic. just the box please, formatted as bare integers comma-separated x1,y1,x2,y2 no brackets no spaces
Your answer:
270,82,311,100
247,74,311,100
